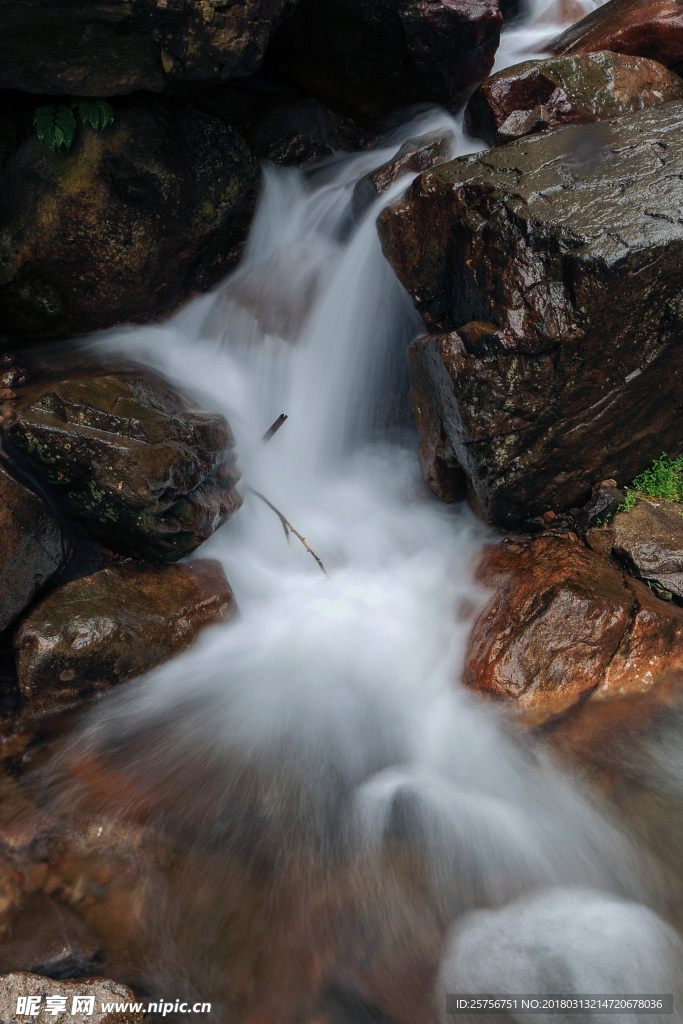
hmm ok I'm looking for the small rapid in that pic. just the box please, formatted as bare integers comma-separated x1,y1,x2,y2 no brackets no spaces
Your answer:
33,7,683,1022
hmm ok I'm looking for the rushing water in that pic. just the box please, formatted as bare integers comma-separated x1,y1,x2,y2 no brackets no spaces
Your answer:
33,7,683,1023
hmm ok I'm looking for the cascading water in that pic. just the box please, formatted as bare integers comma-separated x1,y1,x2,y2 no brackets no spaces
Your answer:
32,9,683,1024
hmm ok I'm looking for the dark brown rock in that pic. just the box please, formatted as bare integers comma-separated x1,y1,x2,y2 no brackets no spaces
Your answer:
379,102,683,527
548,0,683,73
0,894,101,978
14,560,236,716
4,371,242,561
589,499,683,598
352,131,452,219
0,0,297,96
578,479,625,534
0,973,143,1022
267,0,503,125
465,535,683,724
0,95,258,341
0,464,70,634
465,51,683,146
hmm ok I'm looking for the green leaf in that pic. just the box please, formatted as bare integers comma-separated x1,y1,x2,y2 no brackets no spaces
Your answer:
34,105,77,153
76,98,114,132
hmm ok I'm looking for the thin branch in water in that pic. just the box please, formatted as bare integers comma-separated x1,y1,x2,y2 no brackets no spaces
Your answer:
248,486,328,576
262,414,288,443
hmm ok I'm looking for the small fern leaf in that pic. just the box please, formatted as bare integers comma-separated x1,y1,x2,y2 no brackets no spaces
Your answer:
34,105,76,153
77,98,114,132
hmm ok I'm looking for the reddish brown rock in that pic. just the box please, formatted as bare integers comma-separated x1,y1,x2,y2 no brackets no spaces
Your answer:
588,498,683,599
548,0,683,73
0,464,71,635
0,894,102,978
352,131,452,219
464,535,683,724
267,0,503,124
14,560,237,716
465,51,683,146
379,103,683,527
537,0,592,25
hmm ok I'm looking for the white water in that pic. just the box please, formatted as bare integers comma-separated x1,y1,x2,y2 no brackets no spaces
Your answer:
45,10,683,1021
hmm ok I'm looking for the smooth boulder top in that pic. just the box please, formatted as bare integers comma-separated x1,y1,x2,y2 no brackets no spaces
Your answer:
379,101,683,524
548,0,683,73
4,371,242,561
465,50,683,146
0,0,298,95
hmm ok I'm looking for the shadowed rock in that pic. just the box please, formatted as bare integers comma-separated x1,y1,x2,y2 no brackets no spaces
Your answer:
0,894,102,978
0,464,71,634
0,0,298,96
14,560,237,716
0,95,258,341
267,0,503,124
465,51,683,146
548,0,683,73
4,371,242,561
379,102,683,526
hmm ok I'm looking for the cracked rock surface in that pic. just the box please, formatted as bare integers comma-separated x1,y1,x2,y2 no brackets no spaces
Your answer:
379,101,683,526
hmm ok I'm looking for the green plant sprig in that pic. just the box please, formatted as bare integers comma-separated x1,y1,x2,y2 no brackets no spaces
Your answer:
619,452,683,513
34,98,114,154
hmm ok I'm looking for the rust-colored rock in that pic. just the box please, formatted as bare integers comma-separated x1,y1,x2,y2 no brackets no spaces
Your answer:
465,51,683,146
14,560,236,716
0,95,257,341
588,499,683,599
0,894,101,978
0,0,297,96
4,371,241,561
0,464,71,635
464,535,683,724
548,0,683,73
267,0,503,124
537,0,592,25
0,973,143,1023
352,131,452,219
379,103,683,527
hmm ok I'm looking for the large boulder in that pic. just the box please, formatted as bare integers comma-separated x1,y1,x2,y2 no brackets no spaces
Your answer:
0,973,143,1023
588,498,683,599
3,371,242,561
0,95,258,341
14,560,236,716
379,102,683,527
0,0,297,96
0,464,70,634
548,0,683,73
465,51,683,146
266,0,503,124
465,535,683,725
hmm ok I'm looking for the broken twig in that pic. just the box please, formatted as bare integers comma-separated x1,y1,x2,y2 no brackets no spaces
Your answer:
262,414,288,443
248,486,328,576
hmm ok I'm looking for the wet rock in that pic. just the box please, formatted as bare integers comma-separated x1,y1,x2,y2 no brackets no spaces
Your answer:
0,973,143,1022
588,499,683,599
0,464,71,634
267,0,503,125
537,0,593,25
0,95,258,341
0,894,102,978
578,479,625,535
0,0,297,96
465,51,683,146
14,560,236,716
4,371,242,561
464,535,683,724
548,0,683,73
351,131,452,219
378,102,683,526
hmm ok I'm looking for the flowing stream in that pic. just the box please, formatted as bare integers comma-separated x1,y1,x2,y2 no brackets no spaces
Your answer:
33,5,683,1022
